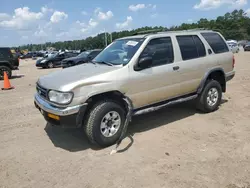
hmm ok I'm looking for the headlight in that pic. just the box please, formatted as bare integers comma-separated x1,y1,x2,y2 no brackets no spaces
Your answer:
48,90,73,104
41,59,47,63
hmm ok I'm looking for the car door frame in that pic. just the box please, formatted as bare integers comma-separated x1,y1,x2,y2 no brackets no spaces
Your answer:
54,53,66,66
126,34,188,109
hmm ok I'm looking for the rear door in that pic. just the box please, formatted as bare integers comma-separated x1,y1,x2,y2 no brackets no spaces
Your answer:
172,35,211,95
54,53,65,66
0,48,17,68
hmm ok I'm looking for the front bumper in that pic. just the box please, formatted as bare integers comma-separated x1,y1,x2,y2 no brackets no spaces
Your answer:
34,93,88,128
226,70,235,82
36,63,47,67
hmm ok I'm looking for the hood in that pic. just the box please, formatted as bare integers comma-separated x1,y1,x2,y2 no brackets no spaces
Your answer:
37,63,122,91
36,58,43,63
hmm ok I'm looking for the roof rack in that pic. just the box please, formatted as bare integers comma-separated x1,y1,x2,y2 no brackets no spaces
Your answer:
157,28,212,33
132,28,167,36
132,28,213,36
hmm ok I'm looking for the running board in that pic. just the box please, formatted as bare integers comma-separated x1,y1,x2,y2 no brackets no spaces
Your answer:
133,94,198,116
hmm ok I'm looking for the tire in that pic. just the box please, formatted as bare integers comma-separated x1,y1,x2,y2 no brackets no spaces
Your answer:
84,100,126,147
196,80,222,113
47,61,54,69
0,66,12,80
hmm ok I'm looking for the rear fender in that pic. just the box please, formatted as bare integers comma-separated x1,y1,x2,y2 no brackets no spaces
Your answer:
197,68,226,94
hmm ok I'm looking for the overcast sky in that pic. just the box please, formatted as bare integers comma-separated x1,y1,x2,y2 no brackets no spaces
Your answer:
0,0,250,47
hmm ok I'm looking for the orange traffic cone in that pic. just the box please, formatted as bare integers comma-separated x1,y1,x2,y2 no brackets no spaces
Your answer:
1,71,14,90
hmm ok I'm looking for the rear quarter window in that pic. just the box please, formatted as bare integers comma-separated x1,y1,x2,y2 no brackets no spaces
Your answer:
201,32,229,54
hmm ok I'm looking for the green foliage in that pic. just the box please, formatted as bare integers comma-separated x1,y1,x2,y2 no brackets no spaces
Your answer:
18,9,250,51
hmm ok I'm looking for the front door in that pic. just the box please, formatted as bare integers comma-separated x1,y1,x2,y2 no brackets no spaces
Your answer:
127,37,183,109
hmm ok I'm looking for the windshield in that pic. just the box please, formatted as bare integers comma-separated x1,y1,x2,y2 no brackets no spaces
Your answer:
77,51,90,58
49,53,58,58
93,38,145,65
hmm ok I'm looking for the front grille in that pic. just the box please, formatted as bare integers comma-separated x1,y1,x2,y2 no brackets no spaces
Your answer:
36,83,48,99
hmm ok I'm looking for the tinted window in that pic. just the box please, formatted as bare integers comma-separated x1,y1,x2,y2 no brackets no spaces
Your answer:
90,51,101,57
140,37,174,66
193,36,206,57
201,32,229,54
177,35,205,60
0,48,11,59
65,53,74,58
58,53,65,58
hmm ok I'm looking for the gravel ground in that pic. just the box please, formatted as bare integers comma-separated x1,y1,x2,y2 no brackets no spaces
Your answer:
0,53,250,188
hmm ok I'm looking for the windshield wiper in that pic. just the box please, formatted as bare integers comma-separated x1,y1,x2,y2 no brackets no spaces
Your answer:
95,61,113,66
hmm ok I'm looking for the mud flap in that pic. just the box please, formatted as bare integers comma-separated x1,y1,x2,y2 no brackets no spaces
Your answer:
110,97,133,155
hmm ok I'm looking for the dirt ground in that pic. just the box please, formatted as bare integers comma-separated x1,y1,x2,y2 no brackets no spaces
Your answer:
0,53,250,188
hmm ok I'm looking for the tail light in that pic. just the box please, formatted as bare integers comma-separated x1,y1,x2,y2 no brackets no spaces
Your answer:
232,55,235,68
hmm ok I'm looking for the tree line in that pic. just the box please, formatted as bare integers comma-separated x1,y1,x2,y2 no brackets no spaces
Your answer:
17,9,250,51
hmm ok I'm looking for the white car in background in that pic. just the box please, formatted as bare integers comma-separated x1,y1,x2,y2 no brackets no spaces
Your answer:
227,42,239,53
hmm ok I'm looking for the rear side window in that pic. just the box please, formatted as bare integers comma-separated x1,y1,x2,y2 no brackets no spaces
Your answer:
201,32,229,54
176,35,206,60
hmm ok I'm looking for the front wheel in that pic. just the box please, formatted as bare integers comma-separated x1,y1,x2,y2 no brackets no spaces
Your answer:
47,61,54,69
196,80,222,113
84,100,126,147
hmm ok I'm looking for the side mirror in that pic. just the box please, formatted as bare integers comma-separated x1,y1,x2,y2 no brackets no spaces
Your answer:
134,56,153,71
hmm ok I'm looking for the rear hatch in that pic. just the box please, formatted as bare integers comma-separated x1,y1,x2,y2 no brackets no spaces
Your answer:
0,48,19,69
10,51,19,69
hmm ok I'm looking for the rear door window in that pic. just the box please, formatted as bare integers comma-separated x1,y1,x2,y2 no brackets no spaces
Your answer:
201,32,229,54
176,35,206,60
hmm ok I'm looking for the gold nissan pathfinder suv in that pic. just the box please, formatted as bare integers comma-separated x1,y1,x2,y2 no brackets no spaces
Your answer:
34,29,235,147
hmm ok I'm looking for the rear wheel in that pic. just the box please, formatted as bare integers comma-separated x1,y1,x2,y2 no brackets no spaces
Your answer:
196,80,222,113
0,66,12,80
84,100,126,147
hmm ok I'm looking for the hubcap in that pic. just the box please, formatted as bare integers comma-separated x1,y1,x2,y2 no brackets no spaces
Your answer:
48,62,53,68
100,111,121,138
207,87,219,106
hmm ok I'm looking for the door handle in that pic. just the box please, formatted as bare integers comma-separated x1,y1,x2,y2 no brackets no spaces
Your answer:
173,66,180,71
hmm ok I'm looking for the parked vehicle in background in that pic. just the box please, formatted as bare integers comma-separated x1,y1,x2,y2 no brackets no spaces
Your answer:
43,51,58,58
20,52,36,59
35,51,44,57
227,42,239,53
238,40,248,47
61,49,102,68
243,42,250,51
36,52,79,68
0,47,19,80
34,29,235,147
